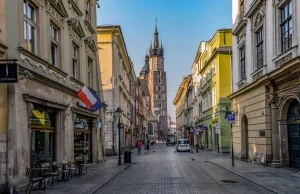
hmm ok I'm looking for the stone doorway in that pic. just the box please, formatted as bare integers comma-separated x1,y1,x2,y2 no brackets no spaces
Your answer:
287,99,300,168
241,115,249,159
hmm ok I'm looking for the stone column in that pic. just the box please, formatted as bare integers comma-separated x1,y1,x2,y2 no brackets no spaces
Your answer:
268,93,281,167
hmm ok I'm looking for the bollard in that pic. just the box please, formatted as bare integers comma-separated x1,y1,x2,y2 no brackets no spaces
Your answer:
124,150,128,163
128,151,131,163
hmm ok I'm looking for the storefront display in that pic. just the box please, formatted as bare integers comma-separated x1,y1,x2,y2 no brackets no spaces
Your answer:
74,116,92,163
30,108,55,167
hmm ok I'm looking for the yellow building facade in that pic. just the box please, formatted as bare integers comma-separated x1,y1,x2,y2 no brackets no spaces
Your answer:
97,25,136,155
173,75,192,139
198,29,232,152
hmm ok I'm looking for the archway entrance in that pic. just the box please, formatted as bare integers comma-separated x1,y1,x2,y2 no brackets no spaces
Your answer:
287,99,300,168
241,115,248,159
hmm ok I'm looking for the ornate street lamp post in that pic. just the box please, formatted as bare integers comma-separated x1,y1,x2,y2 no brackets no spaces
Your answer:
115,107,123,165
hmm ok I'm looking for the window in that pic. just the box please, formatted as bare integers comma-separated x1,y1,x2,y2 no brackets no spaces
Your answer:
158,86,161,91
72,44,79,79
159,102,162,109
50,24,59,66
162,86,164,91
158,94,162,100
256,28,263,69
239,46,246,80
163,94,165,100
212,89,216,106
158,77,161,84
212,62,216,75
281,1,292,52
23,0,36,53
239,0,244,16
86,0,91,23
158,70,161,76
155,94,158,100
87,59,93,87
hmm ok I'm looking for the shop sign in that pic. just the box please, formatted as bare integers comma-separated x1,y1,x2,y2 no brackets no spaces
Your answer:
0,63,18,83
75,118,89,129
96,121,103,129
31,110,52,127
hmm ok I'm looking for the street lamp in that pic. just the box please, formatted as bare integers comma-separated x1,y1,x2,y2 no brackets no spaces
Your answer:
115,107,123,165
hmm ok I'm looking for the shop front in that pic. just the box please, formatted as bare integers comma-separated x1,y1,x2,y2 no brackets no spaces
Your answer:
30,107,56,167
74,116,93,164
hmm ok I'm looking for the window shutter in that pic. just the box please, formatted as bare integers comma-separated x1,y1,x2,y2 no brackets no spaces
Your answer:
162,86,164,91
163,94,165,100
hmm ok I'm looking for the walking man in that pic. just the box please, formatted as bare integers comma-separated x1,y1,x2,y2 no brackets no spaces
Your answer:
137,140,142,155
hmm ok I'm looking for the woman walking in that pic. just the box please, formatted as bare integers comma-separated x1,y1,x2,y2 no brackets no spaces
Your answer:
137,140,142,155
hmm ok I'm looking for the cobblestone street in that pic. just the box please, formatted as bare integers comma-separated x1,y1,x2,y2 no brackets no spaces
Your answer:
95,144,275,194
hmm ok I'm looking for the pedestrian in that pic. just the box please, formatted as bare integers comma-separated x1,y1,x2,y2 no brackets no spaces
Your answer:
137,140,142,155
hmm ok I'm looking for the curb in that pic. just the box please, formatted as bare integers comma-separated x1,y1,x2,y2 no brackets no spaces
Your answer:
208,161,279,194
88,163,132,194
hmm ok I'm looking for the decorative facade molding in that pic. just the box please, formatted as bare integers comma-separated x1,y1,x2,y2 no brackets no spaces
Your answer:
68,19,85,42
0,42,8,57
237,79,247,89
84,38,97,52
84,20,96,34
232,19,247,36
20,54,47,72
267,92,281,108
275,53,293,68
252,68,264,81
245,0,266,19
68,0,83,18
49,68,67,82
46,0,68,24
69,27,81,42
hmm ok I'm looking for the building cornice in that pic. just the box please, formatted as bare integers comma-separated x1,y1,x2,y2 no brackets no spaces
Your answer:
200,47,232,74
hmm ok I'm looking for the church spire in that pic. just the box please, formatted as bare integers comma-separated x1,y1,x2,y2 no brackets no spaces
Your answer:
153,16,159,48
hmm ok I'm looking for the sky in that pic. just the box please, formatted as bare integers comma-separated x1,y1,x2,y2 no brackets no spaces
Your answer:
97,0,232,121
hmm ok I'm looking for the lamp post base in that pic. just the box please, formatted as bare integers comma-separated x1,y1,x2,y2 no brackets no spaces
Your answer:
118,158,122,165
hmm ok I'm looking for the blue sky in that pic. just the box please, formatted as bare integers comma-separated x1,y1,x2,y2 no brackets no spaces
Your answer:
97,0,232,120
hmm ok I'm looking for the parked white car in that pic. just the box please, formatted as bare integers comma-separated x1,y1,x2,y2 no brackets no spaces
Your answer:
176,139,191,152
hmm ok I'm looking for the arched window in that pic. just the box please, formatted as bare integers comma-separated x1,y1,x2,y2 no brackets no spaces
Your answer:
158,86,161,91
158,94,161,100
159,102,163,108
158,70,161,76
158,77,161,84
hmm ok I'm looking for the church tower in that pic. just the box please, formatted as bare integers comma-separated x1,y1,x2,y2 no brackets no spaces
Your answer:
140,17,168,138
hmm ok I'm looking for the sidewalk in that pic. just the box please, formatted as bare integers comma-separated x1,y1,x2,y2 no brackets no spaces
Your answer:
20,157,131,194
208,152,300,194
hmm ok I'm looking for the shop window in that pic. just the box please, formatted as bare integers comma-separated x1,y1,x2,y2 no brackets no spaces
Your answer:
30,109,55,167
74,117,92,163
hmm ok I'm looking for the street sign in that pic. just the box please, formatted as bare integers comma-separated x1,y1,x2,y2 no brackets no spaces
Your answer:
227,114,235,124
203,126,208,130
0,63,18,83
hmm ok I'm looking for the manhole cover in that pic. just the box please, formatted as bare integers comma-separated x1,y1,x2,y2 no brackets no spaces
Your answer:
221,180,238,183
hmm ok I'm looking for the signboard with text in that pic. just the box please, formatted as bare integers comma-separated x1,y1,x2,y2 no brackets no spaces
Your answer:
0,63,18,83
227,114,235,124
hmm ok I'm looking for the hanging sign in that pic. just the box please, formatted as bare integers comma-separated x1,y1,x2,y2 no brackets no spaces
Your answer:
0,63,18,83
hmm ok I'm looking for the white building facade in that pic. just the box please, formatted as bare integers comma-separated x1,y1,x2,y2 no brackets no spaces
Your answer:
231,0,300,168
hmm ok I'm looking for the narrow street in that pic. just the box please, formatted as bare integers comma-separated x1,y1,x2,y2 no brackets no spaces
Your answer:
95,144,273,194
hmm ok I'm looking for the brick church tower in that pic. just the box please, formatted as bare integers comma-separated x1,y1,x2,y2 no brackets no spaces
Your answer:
140,17,168,138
